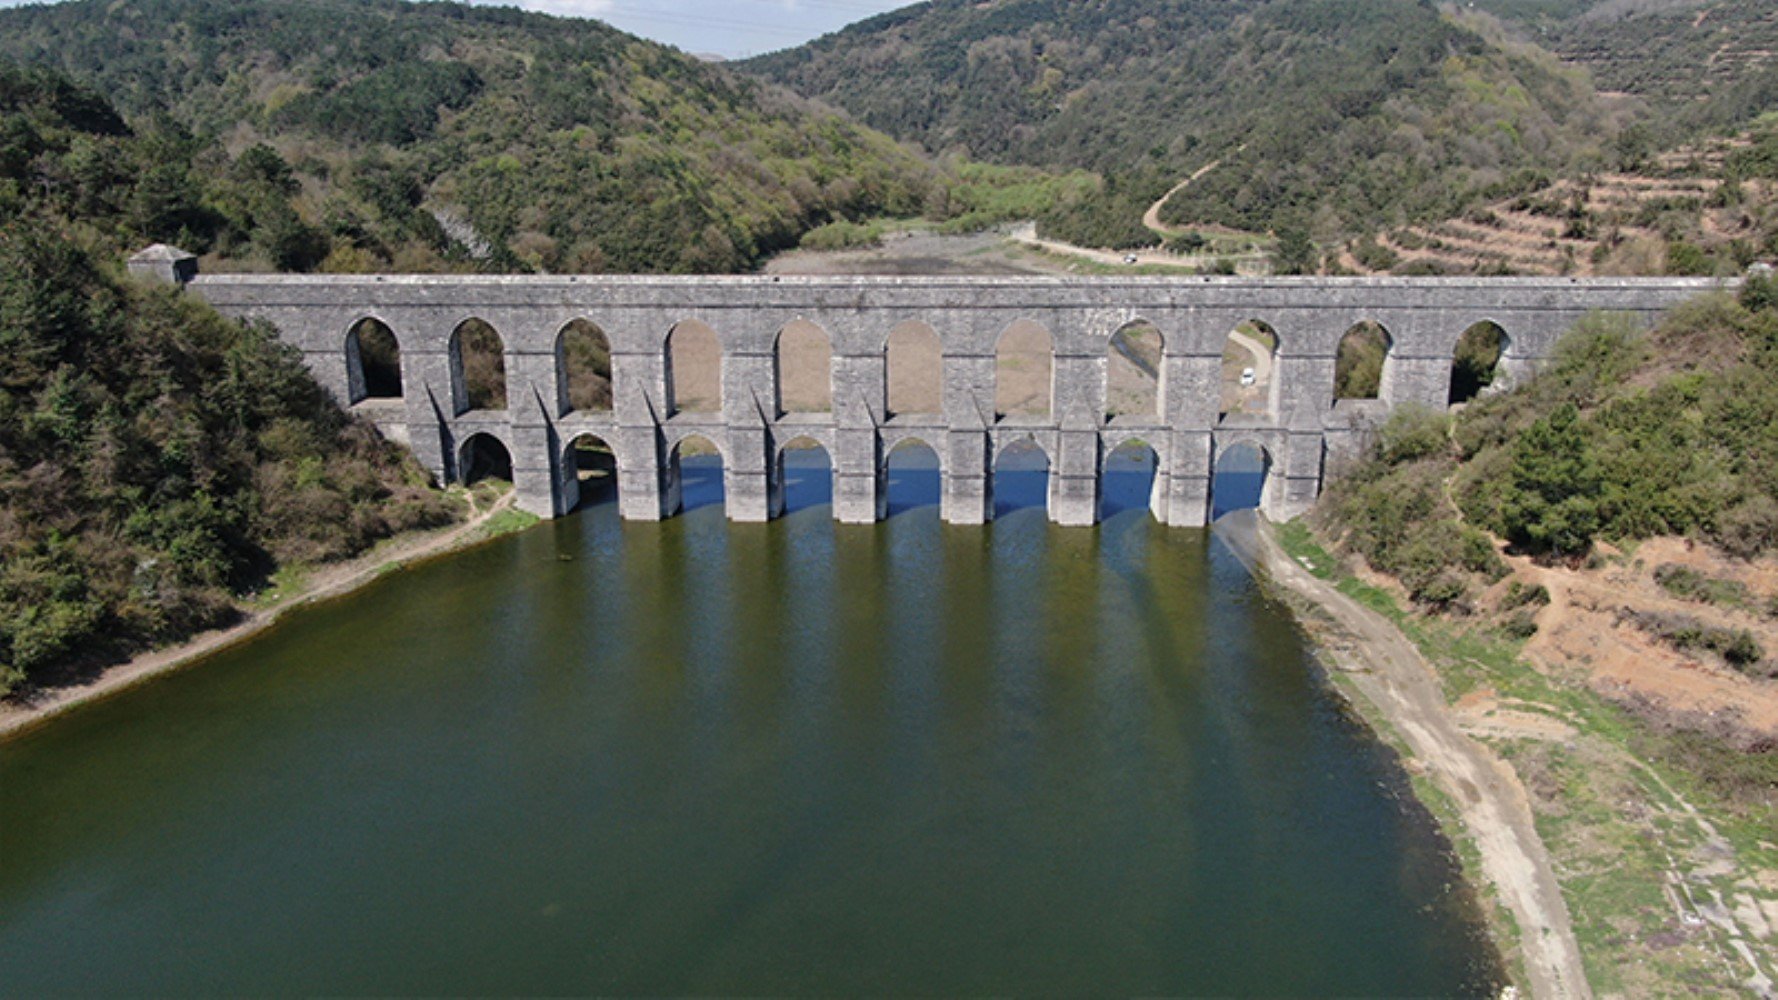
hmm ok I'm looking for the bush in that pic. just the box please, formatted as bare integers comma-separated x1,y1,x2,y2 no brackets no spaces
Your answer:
1501,581,1551,611
1653,563,1750,607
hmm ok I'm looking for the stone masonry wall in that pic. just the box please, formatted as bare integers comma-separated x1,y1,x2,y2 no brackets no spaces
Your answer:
185,273,1722,527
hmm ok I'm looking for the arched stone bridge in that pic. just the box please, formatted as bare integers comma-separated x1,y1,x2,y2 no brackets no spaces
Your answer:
179,270,1718,527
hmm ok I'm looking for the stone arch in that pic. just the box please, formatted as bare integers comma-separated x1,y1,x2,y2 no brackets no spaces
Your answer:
1449,320,1509,405
556,319,612,414
458,431,513,486
775,319,832,414
666,320,721,415
1220,319,1278,419
774,434,833,515
1211,440,1273,520
344,317,402,404
1334,320,1393,402
883,436,942,514
885,320,942,416
992,434,1051,517
1106,319,1164,418
994,320,1054,419
668,432,724,514
1101,437,1162,521
450,317,507,414
561,432,617,511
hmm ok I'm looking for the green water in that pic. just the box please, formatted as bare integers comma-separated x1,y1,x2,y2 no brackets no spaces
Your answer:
0,454,1502,995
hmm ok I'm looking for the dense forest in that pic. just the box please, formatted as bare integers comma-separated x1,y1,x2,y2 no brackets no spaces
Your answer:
0,0,947,274
0,62,462,697
744,0,1629,250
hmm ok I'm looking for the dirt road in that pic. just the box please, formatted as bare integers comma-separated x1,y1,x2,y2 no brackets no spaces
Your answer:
1219,511,1592,1000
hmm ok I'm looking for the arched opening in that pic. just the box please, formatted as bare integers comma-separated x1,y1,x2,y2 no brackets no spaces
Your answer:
1334,321,1391,401
1106,320,1163,418
1212,442,1271,520
1220,319,1277,419
666,320,721,415
451,318,507,412
564,432,616,510
886,321,942,417
670,434,724,513
775,320,832,414
884,437,941,515
345,318,402,404
1101,439,1160,521
994,320,1053,420
776,436,832,515
458,432,513,486
993,437,1050,518
1449,321,1507,406
557,319,612,414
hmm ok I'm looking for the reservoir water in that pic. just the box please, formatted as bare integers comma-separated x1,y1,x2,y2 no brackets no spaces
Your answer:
0,450,1502,995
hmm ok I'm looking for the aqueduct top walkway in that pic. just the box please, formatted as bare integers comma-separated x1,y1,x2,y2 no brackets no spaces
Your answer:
144,254,1718,526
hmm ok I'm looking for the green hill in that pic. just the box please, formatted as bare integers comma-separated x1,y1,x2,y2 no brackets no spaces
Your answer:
0,0,944,274
1475,0,1778,132
743,0,1625,253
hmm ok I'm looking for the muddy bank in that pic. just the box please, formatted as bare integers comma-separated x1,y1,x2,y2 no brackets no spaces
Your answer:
0,494,524,742
1215,510,1591,1000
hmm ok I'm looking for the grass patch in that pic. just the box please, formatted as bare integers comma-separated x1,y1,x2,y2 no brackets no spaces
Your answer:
246,563,311,610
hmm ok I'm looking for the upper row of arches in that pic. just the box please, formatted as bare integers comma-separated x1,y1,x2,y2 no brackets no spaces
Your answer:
343,316,1511,420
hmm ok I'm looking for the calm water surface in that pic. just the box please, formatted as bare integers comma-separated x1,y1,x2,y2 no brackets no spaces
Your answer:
0,451,1501,995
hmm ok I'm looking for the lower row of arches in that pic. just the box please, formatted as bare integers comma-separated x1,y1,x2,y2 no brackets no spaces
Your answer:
456,432,1274,522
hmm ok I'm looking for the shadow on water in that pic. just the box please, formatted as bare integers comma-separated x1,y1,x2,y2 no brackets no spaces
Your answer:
680,453,725,513
779,447,833,515
886,443,941,517
992,440,1049,519
1212,443,1267,521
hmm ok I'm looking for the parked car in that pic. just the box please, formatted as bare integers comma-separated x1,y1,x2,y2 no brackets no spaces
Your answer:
1240,367,1256,386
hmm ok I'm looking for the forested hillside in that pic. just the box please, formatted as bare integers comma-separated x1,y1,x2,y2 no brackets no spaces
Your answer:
0,63,462,697
0,0,944,273
1475,0,1778,133
744,0,1627,251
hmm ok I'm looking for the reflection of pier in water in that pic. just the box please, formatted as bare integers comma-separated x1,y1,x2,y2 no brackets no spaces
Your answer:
137,249,1716,526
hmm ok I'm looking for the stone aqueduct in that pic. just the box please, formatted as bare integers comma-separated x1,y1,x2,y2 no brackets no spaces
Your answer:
159,262,1715,527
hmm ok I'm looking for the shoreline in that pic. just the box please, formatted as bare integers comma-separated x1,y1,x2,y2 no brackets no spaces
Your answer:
0,491,528,743
1215,511,1591,1000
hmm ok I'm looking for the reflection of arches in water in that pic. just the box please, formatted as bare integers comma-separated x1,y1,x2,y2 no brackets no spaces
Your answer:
670,434,724,513
994,320,1054,419
345,318,402,402
666,320,721,415
563,433,616,510
458,433,513,486
776,437,832,514
1101,439,1159,521
451,318,507,412
993,437,1051,517
884,437,940,515
1334,321,1392,401
775,321,832,414
557,319,612,413
886,321,942,416
1106,320,1163,418
1212,442,1271,520
1450,321,1508,405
